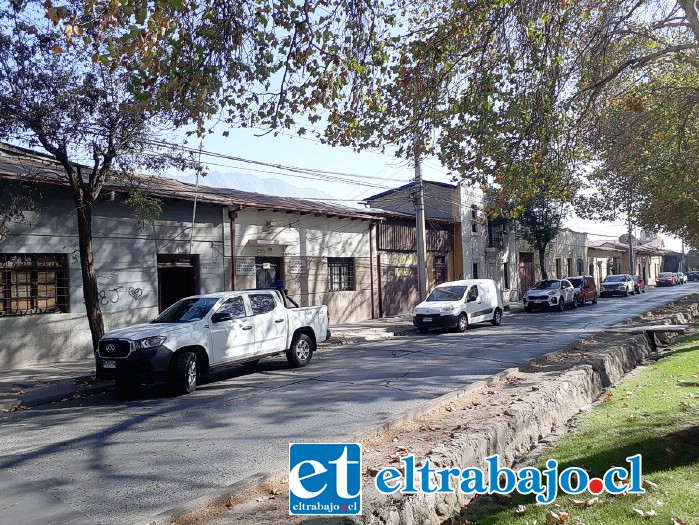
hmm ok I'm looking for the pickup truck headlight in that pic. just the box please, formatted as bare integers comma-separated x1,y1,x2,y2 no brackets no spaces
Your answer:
134,336,166,350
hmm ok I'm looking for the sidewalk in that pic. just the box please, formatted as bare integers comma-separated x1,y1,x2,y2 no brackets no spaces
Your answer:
0,314,424,412
0,358,108,411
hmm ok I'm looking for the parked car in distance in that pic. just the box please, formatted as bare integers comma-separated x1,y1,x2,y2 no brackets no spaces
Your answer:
687,271,699,282
600,274,635,296
95,289,329,395
631,275,646,294
656,272,677,287
413,279,504,333
522,279,577,312
677,272,688,285
567,275,598,305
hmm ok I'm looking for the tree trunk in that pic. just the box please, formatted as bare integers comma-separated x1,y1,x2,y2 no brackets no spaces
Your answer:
538,246,548,280
75,198,105,350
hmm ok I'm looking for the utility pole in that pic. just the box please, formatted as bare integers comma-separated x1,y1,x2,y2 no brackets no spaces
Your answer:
413,158,428,302
681,237,685,272
627,214,635,275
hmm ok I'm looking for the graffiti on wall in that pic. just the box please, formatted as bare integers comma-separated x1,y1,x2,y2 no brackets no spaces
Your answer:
99,286,124,305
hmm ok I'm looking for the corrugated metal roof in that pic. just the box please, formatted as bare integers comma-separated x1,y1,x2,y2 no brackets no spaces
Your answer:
0,143,379,220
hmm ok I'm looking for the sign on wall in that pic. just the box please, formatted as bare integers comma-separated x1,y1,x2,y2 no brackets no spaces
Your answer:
235,258,256,275
289,259,308,274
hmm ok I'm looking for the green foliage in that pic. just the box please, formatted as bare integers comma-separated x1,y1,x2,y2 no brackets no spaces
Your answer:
123,190,163,228
0,181,41,241
686,249,699,270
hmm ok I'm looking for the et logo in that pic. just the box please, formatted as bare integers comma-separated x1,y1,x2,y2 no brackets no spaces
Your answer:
288,443,362,515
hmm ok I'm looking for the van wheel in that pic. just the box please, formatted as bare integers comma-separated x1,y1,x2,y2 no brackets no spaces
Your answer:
418,327,429,334
172,351,197,395
287,334,314,368
491,308,502,326
457,313,468,332
592,293,598,304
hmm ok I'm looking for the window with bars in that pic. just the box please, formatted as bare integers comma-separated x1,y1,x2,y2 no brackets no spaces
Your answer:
0,254,69,316
328,258,355,291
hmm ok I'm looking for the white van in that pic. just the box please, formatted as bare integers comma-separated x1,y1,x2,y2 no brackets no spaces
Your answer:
412,279,504,333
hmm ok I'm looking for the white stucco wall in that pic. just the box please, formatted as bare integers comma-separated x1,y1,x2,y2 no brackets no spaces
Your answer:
0,183,227,368
226,209,375,324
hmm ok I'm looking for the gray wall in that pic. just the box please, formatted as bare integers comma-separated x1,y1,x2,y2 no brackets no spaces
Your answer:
0,182,227,368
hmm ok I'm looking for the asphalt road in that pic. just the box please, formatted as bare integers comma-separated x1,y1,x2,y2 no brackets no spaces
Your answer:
0,285,696,525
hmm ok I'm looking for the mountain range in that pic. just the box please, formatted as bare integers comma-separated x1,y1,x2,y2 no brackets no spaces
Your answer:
171,170,337,201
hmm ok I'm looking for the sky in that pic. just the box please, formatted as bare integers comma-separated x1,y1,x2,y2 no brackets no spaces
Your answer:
169,124,685,252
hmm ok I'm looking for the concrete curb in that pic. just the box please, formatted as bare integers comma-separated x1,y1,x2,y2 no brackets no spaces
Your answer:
134,295,699,525
0,376,113,411
133,472,282,525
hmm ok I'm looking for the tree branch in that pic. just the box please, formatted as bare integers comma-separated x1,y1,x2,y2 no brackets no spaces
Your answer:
577,43,699,96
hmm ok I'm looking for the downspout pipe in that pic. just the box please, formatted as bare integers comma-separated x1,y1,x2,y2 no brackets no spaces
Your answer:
229,209,238,290
369,221,376,319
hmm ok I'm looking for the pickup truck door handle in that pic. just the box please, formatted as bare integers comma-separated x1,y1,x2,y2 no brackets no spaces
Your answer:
242,326,253,331
275,319,284,323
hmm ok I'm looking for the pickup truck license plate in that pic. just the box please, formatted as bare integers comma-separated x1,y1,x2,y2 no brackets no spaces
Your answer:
103,360,116,369
423,317,432,322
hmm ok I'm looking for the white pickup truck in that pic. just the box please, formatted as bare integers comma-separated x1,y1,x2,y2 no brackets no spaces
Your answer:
95,289,329,394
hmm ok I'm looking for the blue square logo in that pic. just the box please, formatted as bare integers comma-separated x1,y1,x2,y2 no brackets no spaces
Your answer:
289,443,362,515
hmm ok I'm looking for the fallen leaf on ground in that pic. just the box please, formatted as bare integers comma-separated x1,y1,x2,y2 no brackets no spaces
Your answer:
631,508,657,518
546,511,569,523
642,479,658,490
670,518,686,525
515,505,527,515
570,497,598,508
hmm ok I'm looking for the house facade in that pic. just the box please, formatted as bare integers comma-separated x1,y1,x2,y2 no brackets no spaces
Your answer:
364,181,463,316
0,144,378,367
589,235,665,286
459,184,588,305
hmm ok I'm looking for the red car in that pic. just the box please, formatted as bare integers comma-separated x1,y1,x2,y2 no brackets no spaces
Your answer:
568,275,598,305
632,275,646,293
656,272,676,286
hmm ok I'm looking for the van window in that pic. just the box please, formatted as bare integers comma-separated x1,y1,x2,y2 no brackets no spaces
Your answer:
467,286,479,302
426,286,467,301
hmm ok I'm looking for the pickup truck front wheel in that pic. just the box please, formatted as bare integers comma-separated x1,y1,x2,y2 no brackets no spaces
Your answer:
287,334,314,368
172,351,197,395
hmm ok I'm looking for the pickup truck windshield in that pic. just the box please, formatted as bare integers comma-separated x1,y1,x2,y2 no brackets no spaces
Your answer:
426,286,467,301
153,297,219,323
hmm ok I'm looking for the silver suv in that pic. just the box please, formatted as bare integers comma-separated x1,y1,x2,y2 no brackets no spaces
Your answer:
600,274,635,297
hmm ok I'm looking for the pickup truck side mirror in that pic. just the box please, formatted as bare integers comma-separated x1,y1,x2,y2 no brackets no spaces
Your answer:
211,312,233,323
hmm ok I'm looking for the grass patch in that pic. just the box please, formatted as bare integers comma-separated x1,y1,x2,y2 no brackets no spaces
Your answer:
459,328,699,525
